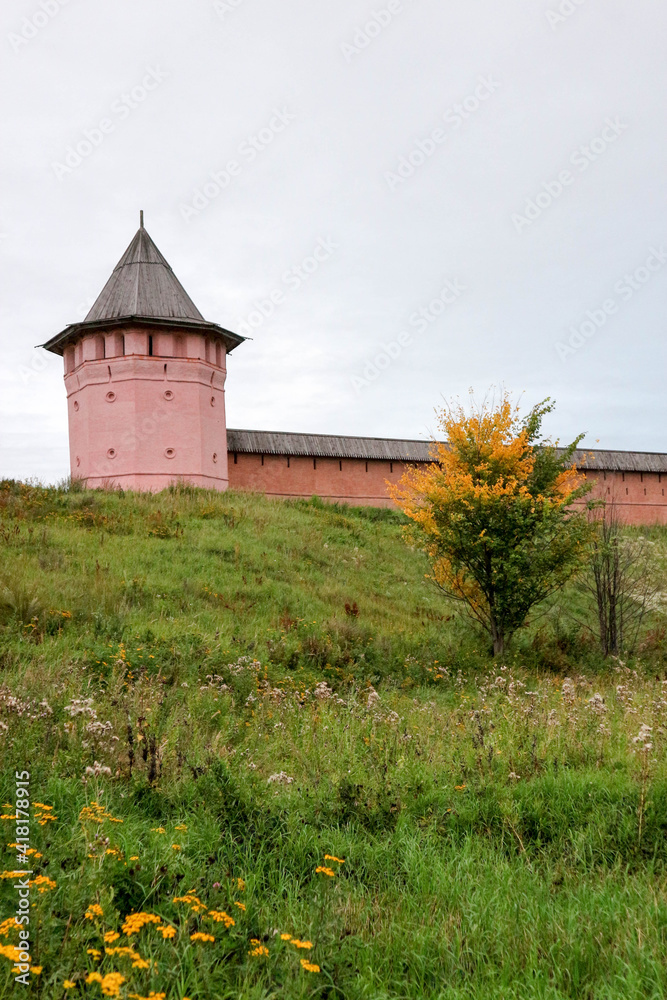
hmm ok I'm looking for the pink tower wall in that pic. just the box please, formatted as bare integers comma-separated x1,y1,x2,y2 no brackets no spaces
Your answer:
64,327,229,491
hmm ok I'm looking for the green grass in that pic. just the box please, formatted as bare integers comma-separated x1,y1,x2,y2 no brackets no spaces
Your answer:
0,480,666,998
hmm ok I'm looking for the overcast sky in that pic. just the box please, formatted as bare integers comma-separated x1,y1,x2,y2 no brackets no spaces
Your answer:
1,0,666,483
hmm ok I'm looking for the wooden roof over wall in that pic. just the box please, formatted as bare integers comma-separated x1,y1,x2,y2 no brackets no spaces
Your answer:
226,429,667,473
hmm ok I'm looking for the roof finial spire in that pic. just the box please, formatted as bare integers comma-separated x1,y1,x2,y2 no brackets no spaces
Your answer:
139,210,144,229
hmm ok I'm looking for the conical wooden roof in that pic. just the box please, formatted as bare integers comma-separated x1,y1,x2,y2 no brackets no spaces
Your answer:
85,221,205,322
42,216,245,356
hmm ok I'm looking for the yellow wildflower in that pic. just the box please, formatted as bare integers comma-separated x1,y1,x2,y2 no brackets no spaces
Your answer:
300,959,321,973
63,981,76,989
291,939,313,949
236,878,245,891
190,932,215,943
30,966,42,974
129,856,139,861
30,876,57,893
455,784,466,791
85,904,104,920
249,943,269,957
103,932,120,944
208,910,235,928
175,824,187,831
324,855,345,863
121,912,162,936
0,944,25,963
234,901,246,911
280,933,292,941
315,866,336,877
171,844,181,851
160,926,176,939
150,827,166,834
86,971,126,996
0,917,19,937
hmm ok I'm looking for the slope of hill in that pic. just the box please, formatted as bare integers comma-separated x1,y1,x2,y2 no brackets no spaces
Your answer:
0,481,666,999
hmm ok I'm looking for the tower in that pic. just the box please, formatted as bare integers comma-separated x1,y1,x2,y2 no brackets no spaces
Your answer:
42,214,244,491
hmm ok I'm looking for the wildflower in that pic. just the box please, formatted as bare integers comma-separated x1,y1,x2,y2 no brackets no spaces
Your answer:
249,942,269,957
31,966,43,974
131,958,151,969
173,895,207,913
8,845,42,859
268,772,294,785
0,943,25,963
87,948,102,958
324,855,345,863
171,844,181,851
190,932,215,943
315,866,336,877
160,926,176,939
151,827,166,834
86,972,126,996
454,784,466,791
236,878,245,891
104,932,120,944
0,917,19,937
234,901,246,911
280,933,292,941
129,856,139,861
104,947,141,959
63,981,76,989
85,763,112,778
129,994,166,1000
30,875,57,893
175,824,187,831
121,912,162,936
291,939,313,949
85,904,104,920
207,911,235,928
300,959,321,973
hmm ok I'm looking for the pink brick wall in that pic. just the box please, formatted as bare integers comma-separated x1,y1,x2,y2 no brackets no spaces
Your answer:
226,452,406,507
227,458,667,524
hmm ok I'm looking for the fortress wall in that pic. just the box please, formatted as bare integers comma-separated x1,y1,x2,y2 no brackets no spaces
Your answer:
227,457,667,524
226,452,406,506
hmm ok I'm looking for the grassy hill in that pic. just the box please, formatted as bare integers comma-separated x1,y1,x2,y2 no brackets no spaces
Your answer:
1,481,666,999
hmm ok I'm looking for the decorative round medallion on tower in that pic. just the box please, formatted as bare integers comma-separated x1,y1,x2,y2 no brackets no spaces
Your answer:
41,213,244,491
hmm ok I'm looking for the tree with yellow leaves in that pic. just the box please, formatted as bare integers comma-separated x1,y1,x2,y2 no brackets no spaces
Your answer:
389,393,593,655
